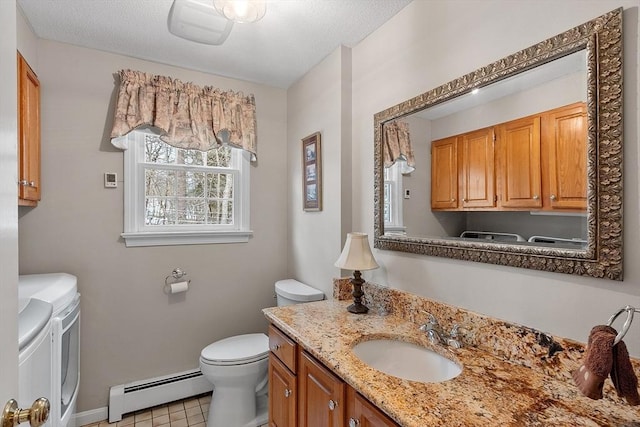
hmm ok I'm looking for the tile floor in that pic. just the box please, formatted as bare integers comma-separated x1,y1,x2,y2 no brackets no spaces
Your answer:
81,393,267,427
82,394,210,427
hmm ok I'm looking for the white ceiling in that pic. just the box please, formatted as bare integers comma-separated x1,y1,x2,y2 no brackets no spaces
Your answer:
17,0,412,88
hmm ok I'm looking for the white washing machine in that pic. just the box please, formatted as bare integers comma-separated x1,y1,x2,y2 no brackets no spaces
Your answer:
19,273,80,427
19,297,53,427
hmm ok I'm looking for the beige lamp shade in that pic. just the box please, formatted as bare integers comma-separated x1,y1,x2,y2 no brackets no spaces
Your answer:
335,233,379,271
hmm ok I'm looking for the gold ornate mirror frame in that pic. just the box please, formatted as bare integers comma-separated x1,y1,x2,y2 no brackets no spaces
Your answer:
373,9,623,280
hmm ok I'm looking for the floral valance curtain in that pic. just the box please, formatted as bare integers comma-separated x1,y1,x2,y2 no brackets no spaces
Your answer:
383,120,415,174
110,69,258,161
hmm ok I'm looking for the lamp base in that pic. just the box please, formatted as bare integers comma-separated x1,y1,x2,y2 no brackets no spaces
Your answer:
348,270,368,315
347,302,369,314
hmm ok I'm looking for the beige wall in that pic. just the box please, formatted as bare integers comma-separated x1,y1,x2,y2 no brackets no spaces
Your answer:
13,0,640,416
17,40,288,411
286,46,352,296
0,0,19,403
351,0,640,356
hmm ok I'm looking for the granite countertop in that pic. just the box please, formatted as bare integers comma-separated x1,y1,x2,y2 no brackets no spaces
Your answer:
263,299,640,427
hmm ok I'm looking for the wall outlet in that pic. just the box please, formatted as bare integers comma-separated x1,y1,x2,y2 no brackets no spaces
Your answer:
404,189,410,199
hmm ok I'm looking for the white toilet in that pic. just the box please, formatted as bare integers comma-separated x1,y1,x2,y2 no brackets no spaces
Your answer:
200,279,324,427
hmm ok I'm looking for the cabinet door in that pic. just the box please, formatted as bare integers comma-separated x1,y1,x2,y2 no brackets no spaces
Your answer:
17,52,41,205
497,116,542,208
346,387,399,427
269,355,296,427
460,127,495,208
544,103,587,210
298,350,345,427
431,136,458,210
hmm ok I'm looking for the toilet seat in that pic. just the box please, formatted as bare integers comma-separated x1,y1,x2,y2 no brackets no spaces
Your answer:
200,333,269,366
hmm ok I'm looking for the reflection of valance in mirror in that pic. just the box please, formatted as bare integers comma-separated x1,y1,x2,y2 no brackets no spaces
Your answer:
110,69,257,161
383,120,415,174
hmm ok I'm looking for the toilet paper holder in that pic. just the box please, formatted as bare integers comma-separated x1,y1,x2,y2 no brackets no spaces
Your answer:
164,268,190,294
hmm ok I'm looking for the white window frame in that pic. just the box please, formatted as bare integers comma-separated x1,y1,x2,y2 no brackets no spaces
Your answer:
121,131,252,247
384,162,406,234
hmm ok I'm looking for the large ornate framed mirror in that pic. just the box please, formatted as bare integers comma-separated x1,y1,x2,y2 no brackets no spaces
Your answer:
373,9,623,280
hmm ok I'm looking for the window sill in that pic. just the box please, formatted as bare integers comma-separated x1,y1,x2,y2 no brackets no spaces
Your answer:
384,225,407,235
121,230,253,247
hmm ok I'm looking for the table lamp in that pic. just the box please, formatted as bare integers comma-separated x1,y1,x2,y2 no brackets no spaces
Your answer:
335,232,379,314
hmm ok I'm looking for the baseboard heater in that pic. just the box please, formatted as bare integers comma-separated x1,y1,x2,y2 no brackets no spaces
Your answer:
108,368,213,422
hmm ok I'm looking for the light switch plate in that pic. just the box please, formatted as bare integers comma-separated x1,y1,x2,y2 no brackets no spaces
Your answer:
104,172,117,188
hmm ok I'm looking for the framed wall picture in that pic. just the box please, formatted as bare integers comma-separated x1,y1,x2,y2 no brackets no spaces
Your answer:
302,132,322,211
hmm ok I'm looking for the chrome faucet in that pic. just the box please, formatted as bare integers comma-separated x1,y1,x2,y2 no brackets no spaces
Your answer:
419,312,462,348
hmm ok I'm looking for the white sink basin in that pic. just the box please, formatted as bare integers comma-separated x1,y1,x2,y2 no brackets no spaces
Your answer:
352,338,462,383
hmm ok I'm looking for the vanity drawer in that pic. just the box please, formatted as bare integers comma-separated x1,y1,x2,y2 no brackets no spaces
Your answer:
269,324,297,372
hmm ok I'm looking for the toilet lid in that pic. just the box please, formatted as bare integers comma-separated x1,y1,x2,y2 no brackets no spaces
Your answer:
201,333,269,366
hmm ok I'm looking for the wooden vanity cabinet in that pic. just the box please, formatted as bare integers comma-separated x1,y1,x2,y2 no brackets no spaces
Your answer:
268,325,298,427
269,355,297,427
542,102,588,210
298,350,345,427
17,52,41,206
346,387,399,427
268,324,399,427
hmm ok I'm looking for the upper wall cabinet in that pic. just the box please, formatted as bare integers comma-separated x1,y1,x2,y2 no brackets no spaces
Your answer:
17,52,41,207
459,126,496,209
430,137,458,210
430,103,586,213
496,115,541,209
543,103,588,210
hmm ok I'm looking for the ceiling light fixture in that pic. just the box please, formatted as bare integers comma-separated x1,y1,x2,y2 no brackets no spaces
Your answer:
213,0,267,24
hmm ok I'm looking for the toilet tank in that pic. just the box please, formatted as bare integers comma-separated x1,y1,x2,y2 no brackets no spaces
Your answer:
275,279,324,306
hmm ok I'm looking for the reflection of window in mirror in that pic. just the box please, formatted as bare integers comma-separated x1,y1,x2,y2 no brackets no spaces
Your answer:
384,161,405,234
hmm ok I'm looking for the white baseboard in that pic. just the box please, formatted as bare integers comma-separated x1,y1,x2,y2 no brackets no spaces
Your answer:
73,407,108,427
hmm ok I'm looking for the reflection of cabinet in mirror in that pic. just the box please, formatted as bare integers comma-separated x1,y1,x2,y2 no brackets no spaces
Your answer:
460,127,496,209
431,102,586,212
497,116,541,209
430,137,457,210
544,103,588,210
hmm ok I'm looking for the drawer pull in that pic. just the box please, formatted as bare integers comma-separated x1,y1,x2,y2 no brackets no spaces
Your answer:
328,400,337,411
349,418,360,427
271,344,281,351
284,389,292,398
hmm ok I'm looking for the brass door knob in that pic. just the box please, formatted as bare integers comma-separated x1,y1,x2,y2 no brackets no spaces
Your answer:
2,398,50,427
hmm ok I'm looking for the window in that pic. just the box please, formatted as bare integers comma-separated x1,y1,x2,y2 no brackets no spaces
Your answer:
383,161,406,234
121,131,251,247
